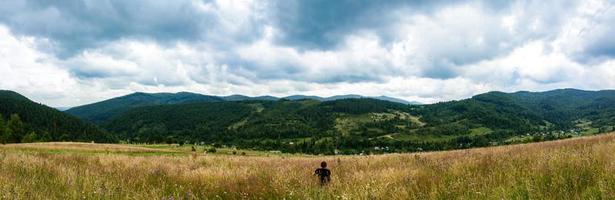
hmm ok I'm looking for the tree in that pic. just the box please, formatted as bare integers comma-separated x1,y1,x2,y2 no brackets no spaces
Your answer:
39,131,52,142
21,132,38,143
0,114,7,144
7,114,24,143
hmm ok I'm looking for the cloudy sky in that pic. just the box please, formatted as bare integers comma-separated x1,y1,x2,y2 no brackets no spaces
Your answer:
1,0,614,107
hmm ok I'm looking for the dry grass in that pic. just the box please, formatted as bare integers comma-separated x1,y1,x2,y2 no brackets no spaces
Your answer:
2,133,615,199
1,142,179,153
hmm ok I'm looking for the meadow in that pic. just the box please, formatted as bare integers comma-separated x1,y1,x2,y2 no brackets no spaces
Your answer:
2,133,615,199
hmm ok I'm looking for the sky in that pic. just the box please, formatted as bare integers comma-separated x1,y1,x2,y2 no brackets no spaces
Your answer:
1,0,615,107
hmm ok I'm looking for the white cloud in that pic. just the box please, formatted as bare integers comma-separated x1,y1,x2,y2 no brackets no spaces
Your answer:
237,29,398,83
1,0,615,107
0,26,77,105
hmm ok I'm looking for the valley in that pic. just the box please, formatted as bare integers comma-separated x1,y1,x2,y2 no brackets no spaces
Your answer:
2,89,615,154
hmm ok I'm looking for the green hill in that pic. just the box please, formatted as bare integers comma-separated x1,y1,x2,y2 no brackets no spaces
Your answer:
66,92,416,125
65,92,224,124
5,88,611,154
100,98,416,152
0,90,113,143
94,89,615,154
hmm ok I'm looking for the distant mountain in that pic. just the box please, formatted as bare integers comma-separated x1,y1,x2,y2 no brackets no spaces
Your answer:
253,96,281,101
323,94,364,101
222,95,279,101
372,96,419,105
221,95,251,101
54,107,72,111
418,88,615,132
65,92,224,124
103,98,413,153
5,88,615,153
283,95,325,101
65,92,419,124
0,90,112,143
283,94,419,104
98,88,615,154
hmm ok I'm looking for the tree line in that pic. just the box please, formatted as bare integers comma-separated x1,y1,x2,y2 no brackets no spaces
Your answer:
0,114,52,144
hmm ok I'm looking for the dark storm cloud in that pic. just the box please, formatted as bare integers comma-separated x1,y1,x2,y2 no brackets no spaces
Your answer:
271,0,430,50
268,0,513,50
574,5,615,63
0,0,263,57
586,39,615,58
1,0,615,108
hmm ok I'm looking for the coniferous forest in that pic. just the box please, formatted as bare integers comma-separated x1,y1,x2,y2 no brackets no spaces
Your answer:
2,89,615,154
0,91,111,144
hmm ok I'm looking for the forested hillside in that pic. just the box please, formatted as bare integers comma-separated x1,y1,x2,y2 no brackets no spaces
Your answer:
95,89,615,154
3,89,614,154
66,92,416,125
65,92,224,124
0,90,113,143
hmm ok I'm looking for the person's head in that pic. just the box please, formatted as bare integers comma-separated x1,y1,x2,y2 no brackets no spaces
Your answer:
321,161,327,168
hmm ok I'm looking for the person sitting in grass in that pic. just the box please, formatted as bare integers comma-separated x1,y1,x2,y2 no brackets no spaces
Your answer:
191,146,197,159
314,161,331,186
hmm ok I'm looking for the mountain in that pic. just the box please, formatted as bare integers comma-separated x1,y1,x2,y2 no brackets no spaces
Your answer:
253,96,281,101
96,89,615,154
222,95,279,101
323,94,364,101
221,95,252,101
491,89,615,127
224,94,410,102
65,91,420,125
65,92,224,124
284,94,419,104
7,88,615,153
372,96,418,104
282,95,325,101
102,98,414,153
0,90,112,143
418,89,615,129
54,107,72,111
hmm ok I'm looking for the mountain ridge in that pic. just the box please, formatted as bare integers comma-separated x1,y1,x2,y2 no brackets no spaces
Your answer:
92,88,615,154
4,88,615,154
65,92,421,124
0,90,112,143
65,92,225,124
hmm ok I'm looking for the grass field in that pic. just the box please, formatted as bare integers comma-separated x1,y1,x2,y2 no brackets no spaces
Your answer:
2,133,615,199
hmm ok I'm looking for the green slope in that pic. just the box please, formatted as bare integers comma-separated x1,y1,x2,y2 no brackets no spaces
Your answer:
0,90,113,143
65,92,224,124
95,89,615,154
